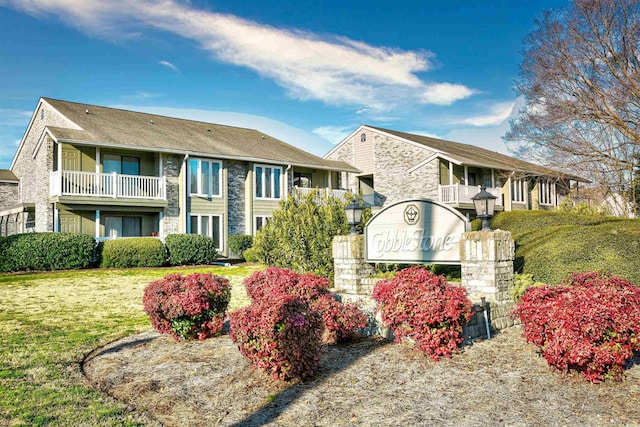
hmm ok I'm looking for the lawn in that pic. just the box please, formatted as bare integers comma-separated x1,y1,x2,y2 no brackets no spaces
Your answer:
0,265,262,426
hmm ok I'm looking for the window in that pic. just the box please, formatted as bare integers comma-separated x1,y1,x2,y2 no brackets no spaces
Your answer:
189,158,222,197
105,216,142,239
255,165,282,199
254,215,271,235
511,178,527,203
103,154,140,175
293,172,312,188
189,214,222,249
539,179,556,205
360,133,367,142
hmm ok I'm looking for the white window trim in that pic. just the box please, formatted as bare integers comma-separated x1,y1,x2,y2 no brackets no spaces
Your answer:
254,164,283,200
511,177,527,204
189,158,223,198
539,179,556,206
254,215,272,235
189,213,223,249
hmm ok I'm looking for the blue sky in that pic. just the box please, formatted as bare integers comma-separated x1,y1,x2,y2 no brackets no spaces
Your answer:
0,0,568,169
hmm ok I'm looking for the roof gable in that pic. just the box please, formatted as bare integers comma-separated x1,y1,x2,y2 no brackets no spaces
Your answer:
37,98,358,172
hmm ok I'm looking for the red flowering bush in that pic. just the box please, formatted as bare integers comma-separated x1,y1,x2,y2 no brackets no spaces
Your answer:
514,271,640,383
229,294,323,380
143,272,231,341
243,267,366,344
311,294,367,344
372,266,474,361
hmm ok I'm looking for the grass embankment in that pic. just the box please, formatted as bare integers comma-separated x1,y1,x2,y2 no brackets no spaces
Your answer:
0,265,261,426
492,211,640,284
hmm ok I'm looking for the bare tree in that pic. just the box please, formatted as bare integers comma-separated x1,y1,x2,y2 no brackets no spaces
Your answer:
505,0,640,216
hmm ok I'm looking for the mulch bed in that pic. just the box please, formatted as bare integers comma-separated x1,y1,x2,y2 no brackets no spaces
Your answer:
83,327,640,426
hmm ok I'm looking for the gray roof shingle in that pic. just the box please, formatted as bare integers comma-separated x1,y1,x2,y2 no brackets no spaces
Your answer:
43,98,358,172
0,169,18,182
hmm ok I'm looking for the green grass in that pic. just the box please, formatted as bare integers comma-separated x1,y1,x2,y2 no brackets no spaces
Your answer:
0,265,262,426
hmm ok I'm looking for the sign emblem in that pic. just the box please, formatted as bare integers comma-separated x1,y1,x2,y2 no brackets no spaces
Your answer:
403,204,419,225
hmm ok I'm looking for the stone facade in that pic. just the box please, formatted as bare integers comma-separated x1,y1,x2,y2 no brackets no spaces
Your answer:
162,153,182,235
0,181,19,210
332,235,375,293
326,128,442,208
227,160,247,236
460,230,516,332
11,103,77,232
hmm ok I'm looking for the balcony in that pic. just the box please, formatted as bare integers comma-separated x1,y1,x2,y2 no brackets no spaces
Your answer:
293,187,349,201
50,170,166,200
438,184,502,207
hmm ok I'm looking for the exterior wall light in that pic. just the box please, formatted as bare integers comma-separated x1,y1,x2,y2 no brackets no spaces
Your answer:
345,200,364,235
471,187,497,231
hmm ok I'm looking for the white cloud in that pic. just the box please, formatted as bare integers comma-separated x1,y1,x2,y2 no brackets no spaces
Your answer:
312,125,354,145
407,130,442,139
421,83,477,106
0,138,21,169
110,104,335,156
121,91,165,101
158,60,179,72
2,0,476,110
458,101,516,127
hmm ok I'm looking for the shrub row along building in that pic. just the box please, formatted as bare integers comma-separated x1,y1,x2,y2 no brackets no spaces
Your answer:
0,97,583,256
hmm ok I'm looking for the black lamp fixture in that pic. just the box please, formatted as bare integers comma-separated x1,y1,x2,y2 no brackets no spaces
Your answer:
345,199,364,235
471,187,497,231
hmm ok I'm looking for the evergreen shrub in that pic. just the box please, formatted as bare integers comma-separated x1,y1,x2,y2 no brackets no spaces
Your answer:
514,272,640,383
0,232,95,272
143,273,231,341
228,234,253,258
100,237,165,268
252,190,370,280
165,234,219,266
373,266,474,361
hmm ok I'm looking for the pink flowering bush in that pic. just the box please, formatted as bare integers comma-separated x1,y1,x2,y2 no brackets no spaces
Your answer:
514,271,640,383
143,272,231,341
243,267,366,344
373,266,474,361
229,294,322,380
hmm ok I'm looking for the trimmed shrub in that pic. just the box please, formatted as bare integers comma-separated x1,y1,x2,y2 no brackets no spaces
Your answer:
143,273,231,341
228,234,253,258
373,266,474,361
164,234,219,266
241,246,260,262
100,237,165,268
0,232,95,272
514,272,640,383
229,294,323,380
252,190,370,280
491,211,640,283
243,267,366,344
510,273,546,302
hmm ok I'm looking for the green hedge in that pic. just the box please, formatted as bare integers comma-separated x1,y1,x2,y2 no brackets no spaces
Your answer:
491,211,640,283
100,238,166,268
0,232,96,272
228,234,253,258
164,234,219,266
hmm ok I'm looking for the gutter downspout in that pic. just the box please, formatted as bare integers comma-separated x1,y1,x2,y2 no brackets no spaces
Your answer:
184,154,189,233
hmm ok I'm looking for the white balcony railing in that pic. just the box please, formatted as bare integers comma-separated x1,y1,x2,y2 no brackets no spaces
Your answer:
438,184,502,206
293,187,349,201
50,170,166,200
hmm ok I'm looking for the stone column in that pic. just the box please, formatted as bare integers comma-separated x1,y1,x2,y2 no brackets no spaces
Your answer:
460,230,516,331
332,235,375,294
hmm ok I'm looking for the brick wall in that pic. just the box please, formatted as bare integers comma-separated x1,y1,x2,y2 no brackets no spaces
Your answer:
0,182,19,210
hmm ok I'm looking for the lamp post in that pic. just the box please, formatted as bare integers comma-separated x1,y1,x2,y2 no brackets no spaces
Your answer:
344,199,364,235
471,187,497,231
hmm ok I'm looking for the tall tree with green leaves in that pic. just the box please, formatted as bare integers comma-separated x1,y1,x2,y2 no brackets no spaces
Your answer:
505,0,640,216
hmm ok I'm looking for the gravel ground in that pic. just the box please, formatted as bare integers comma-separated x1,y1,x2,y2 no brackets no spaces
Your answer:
83,326,640,427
